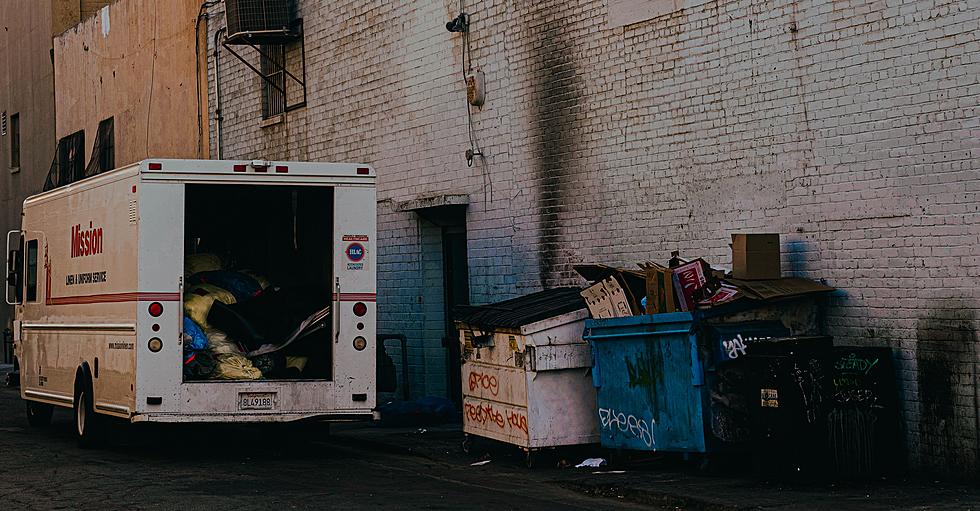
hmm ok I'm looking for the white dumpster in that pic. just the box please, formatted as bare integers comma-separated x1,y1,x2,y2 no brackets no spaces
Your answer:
455,288,598,465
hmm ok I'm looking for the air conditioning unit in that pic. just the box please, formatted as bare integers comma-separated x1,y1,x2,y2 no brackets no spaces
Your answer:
224,0,298,45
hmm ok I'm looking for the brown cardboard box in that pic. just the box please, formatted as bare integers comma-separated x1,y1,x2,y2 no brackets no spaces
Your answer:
642,264,677,314
580,276,633,318
732,233,781,280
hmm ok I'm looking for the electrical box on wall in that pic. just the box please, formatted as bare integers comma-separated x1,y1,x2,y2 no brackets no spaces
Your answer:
466,69,486,107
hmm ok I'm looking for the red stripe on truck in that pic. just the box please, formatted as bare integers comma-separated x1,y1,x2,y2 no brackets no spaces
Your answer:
333,293,377,302
46,292,180,306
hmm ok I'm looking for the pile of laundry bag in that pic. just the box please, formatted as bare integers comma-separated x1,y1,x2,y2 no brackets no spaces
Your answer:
181,253,329,381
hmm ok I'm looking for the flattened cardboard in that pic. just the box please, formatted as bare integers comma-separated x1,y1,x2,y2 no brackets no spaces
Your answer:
580,276,633,318
574,264,645,314
726,277,834,301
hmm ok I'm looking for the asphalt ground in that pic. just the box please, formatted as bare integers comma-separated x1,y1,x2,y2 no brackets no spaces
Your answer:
2,370,979,510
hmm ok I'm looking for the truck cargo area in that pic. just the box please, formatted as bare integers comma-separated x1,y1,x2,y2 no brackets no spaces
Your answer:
182,184,334,382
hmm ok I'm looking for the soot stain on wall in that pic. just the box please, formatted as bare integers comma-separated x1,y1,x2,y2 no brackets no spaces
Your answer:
528,17,583,287
915,300,979,475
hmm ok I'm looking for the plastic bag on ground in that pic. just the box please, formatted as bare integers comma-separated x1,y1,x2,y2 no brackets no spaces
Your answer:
212,353,262,380
575,458,608,468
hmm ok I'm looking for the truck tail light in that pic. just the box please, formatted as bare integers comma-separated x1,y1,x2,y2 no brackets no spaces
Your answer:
356,167,370,175
353,336,367,351
148,162,162,170
233,165,246,172
275,166,288,173
353,302,367,317
148,302,163,317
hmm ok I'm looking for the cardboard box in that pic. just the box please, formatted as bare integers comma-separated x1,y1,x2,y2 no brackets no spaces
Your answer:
580,276,633,318
642,263,676,314
672,259,707,312
731,233,781,280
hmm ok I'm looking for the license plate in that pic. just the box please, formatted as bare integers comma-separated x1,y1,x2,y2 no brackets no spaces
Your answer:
239,392,276,411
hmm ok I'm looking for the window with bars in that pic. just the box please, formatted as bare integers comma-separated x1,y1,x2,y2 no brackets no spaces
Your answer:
260,44,286,118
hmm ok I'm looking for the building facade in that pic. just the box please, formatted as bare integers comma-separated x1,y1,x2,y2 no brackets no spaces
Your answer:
53,0,208,168
204,0,980,474
0,2,59,338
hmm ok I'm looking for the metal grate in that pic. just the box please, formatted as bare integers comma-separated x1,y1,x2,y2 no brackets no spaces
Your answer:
225,0,295,45
260,44,286,118
128,200,138,224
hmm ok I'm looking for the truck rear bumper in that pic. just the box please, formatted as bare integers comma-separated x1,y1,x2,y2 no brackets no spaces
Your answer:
131,410,379,423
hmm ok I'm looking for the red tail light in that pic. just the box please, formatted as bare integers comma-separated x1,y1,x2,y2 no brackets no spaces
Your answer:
275,166,288,173
233,165,246,172
148,162,162,170
356,167,370,175
353,302,368,317
148,302,163,317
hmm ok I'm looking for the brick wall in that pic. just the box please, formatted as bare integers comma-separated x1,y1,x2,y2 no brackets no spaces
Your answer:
207,0,980,474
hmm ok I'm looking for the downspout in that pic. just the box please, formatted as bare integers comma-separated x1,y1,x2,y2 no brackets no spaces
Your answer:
213,27,226,159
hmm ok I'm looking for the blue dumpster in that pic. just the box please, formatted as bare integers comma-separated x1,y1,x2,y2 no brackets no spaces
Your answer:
585,312,709,452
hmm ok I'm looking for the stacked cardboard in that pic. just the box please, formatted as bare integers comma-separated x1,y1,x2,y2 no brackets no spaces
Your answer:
576,233,834,319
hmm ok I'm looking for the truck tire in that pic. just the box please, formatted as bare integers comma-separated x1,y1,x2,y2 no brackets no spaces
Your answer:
25,400,53,427
73,376,102,448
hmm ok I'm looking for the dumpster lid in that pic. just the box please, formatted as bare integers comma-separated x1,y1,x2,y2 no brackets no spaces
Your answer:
454,287,586,330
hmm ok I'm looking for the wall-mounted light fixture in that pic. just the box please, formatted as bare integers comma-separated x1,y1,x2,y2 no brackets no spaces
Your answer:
446,13,468,33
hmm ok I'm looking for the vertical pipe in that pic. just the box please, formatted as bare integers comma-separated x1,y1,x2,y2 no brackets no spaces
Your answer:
213,28,226,159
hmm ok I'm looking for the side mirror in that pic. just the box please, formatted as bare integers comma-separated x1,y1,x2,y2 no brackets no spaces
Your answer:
6,249,22,304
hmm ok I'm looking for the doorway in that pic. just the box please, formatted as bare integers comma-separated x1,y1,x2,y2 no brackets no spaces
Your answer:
441,224,469,406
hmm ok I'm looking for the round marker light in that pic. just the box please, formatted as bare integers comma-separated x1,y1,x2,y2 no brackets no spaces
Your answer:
353,336,367,351
148,302,164,317
148,338,163,352
353,302,368,317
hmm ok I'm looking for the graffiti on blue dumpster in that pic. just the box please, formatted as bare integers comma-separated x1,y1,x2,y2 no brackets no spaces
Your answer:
598,407,655,448
625,352,659,388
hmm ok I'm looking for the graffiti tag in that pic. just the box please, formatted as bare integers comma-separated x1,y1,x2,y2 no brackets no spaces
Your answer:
598,408,654,448
625,353,657,388
834,353,879,375
507,411,528,434
720,334,774,360
467,371,499,396
723,336,747,359
464,403,505,429
465,403,529,436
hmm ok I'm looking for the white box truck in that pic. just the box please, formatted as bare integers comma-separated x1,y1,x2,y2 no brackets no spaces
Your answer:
5,159,378,446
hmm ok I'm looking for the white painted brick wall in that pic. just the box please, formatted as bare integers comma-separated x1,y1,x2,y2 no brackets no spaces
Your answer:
207,0,980,474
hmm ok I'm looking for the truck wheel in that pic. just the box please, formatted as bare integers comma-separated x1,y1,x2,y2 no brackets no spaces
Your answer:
73,380,102,448
25,401,53,427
